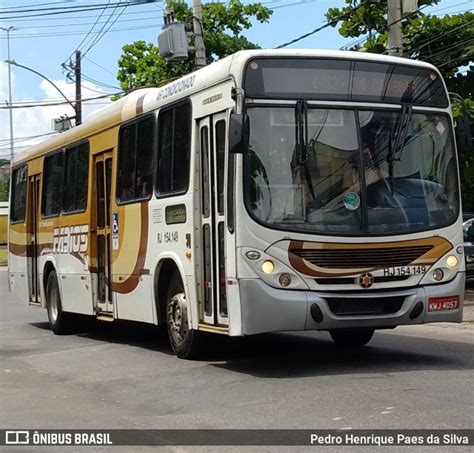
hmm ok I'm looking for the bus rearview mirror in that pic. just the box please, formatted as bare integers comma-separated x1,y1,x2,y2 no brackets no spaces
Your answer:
229,113,250,154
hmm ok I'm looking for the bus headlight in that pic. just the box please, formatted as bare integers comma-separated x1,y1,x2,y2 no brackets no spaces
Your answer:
262,260,274,274
446,255,458,268
242,248,309,290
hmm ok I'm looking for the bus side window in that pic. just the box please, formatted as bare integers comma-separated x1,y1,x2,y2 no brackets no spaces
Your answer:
117,115,155,203
42,151,64,217
157,102,191,196
63,142,89,213
10,165,28,223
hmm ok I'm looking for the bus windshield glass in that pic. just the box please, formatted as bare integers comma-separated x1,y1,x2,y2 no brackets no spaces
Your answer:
244,58,448,107
244,107,459,235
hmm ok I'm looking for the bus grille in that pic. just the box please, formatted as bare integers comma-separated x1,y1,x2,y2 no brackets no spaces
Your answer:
325,296,405,316
291,245,432,269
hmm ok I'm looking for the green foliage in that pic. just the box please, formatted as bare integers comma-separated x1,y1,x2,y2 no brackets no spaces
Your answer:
117,0,272,91
0,174,10,202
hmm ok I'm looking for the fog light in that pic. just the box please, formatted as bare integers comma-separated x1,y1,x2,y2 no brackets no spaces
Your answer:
262,260,274,274
279,273,292,287
246,250,261,260
446,255,458,268
433,268,444,281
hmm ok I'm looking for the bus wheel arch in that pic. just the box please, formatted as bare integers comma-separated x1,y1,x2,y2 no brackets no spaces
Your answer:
153,258,202,359
154,258,180,326
42,260,57,305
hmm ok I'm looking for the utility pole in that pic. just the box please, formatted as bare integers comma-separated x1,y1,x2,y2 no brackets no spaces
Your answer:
192,0,206,69
74,50,82,125
1,26,15,164
387,0,403,57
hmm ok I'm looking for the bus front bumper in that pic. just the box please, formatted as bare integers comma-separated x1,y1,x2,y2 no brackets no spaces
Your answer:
239,272,465,335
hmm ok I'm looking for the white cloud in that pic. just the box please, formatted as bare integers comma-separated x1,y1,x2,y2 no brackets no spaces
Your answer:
0,68,113,161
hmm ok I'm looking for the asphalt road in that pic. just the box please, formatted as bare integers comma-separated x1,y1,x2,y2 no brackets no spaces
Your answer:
1,269,473,452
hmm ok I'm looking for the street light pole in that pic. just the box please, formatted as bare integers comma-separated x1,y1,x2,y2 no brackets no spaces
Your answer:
4,60,76,111
1,26,15,164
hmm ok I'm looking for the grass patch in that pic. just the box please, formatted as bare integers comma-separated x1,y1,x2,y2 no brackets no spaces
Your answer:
0,248,7,266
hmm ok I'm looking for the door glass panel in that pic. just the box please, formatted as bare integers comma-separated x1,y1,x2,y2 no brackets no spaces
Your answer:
105,159,112,227
96,161,105,229
218,222,227,316
215,120,226,215
201,126,210,218
97,235,106,303
203,224,212,316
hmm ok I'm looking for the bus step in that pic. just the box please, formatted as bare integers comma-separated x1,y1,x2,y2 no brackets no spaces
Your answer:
96,313,114,322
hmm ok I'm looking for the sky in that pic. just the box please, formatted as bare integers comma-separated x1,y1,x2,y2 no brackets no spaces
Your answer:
0,0,470,159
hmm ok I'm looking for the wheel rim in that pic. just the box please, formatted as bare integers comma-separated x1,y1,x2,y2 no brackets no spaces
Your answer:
167,292,188,345
49,283,59,323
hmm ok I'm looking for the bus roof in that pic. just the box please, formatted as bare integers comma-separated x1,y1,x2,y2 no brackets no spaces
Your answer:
13,49,441,166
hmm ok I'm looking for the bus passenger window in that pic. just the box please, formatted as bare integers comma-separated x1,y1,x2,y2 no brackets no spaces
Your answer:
10,165,27,223
63,142,89,213
42,151,63,217
117,115,155,203
157,102,191,196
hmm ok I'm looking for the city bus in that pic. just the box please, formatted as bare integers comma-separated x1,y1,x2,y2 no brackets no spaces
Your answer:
8,49,465,358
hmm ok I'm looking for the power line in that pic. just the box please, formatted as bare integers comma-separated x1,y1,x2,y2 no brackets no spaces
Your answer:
84,56,116,77
275,4,363,49
421,38,474,60
0,92,121,109
14,14,163,30
66,0,112,62
1,20,163,39
0,0,156,20
0,7,159,22
82,4,127,58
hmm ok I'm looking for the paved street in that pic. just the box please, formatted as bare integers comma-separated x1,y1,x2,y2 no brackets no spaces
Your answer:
1,269,473,450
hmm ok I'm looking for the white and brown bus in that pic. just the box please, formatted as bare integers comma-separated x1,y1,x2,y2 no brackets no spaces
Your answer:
9,49,465,358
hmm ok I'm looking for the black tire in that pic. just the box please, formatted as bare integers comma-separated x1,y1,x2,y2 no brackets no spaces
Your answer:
329,328,375,347
166,271,202,359
46,270,75,335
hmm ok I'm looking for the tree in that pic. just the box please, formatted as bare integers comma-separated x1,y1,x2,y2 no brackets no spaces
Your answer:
117,0,272,91
0,174,9,202
325,0,474,210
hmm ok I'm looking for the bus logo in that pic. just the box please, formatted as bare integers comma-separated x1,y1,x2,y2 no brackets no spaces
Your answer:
53,225,89,254
357,272,374,289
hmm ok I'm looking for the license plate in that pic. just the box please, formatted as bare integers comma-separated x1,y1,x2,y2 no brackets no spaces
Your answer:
428,296,460,312
382,265,427,277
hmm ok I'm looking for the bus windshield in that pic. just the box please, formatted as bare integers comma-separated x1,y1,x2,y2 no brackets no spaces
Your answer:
244,107,459,235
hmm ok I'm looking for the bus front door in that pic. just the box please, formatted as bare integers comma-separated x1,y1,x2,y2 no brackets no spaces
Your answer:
198,112,229,327
93,152,113,314
27,175,40,304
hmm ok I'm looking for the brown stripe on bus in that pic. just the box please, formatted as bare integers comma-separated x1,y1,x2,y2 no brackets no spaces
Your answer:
112,202,149,294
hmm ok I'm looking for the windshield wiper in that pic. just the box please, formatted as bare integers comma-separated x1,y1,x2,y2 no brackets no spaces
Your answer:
292,99,315,199
389,103,412,163
388,103,412,182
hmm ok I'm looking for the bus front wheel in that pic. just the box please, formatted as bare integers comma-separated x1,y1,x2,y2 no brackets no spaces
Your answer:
329,328,375,347
166,271,202,359
46,270,74,335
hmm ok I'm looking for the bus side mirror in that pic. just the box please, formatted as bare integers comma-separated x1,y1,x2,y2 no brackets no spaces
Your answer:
468,225,474,241
229,113,249,154
455,115,472,153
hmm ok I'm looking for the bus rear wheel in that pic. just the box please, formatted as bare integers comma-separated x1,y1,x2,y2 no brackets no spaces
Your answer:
46,270,74,335
166,271,202,359
329,328,375,347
